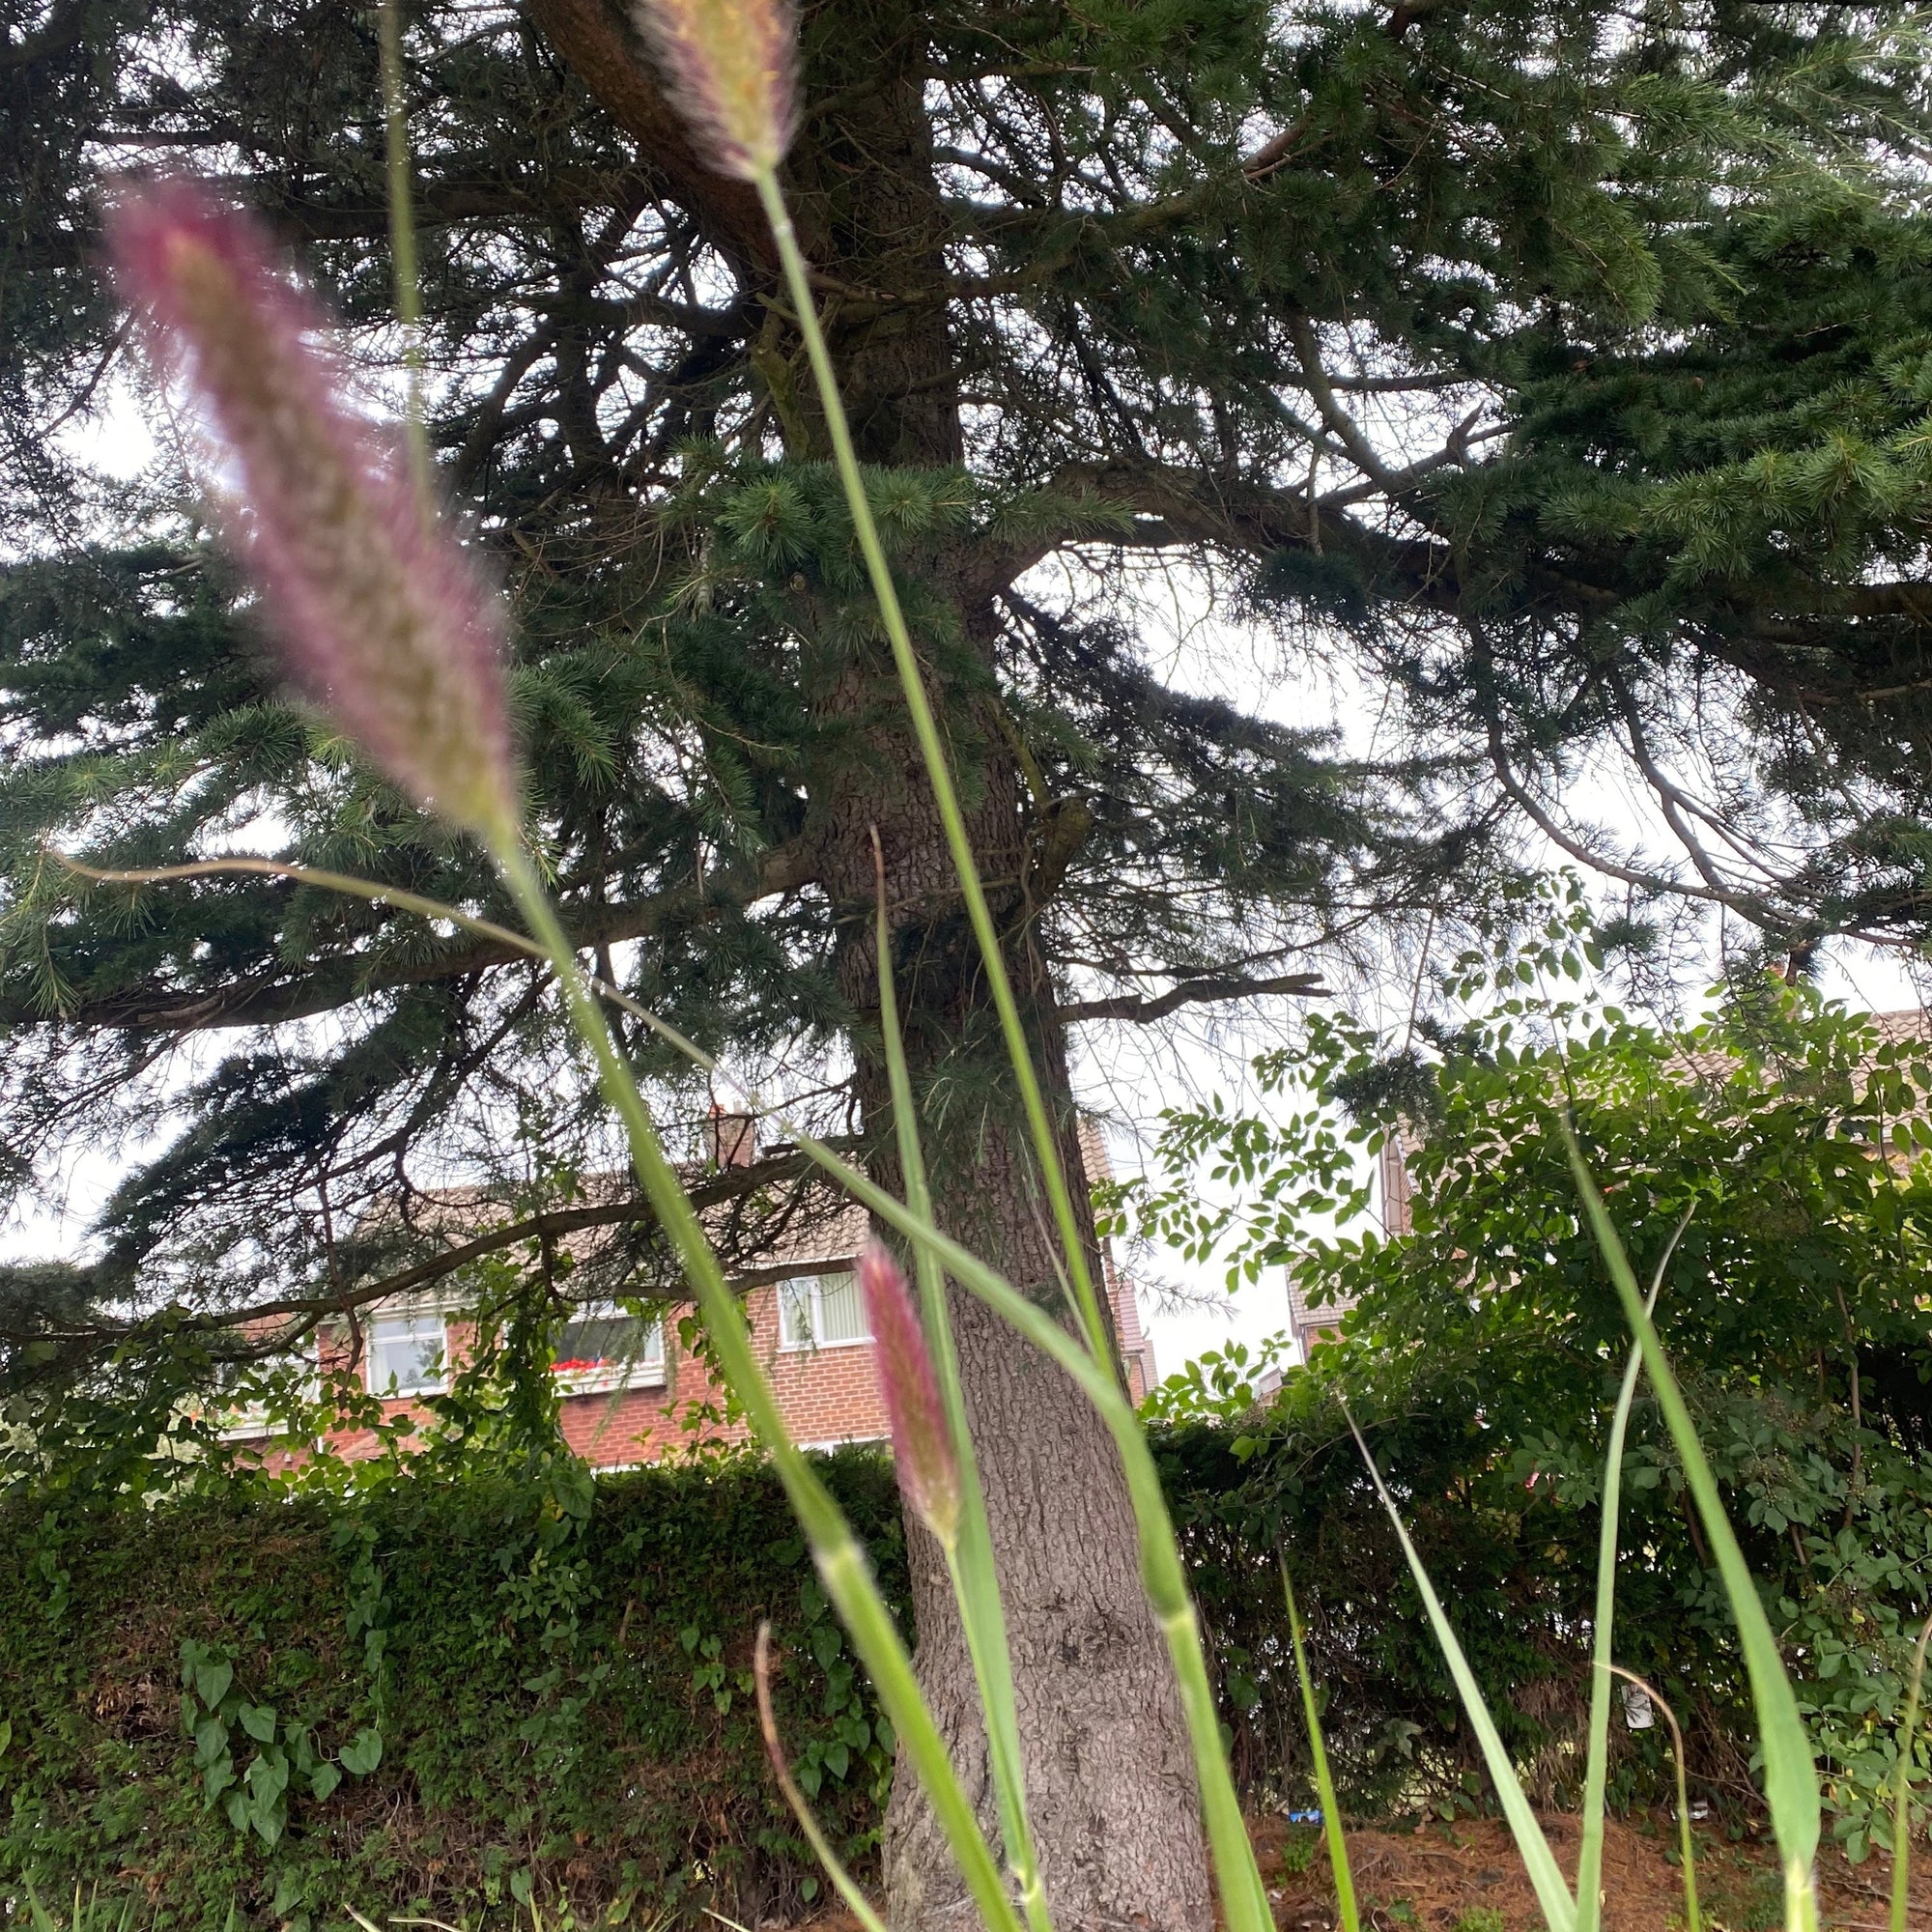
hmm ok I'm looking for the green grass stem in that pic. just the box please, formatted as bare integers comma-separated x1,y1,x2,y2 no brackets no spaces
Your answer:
490,840,1026,1932
872,839,1049,1932
1889,1608,1932,1932
1558,1117,1819,1932
375,0,430,505
1281,1556,1359,1932
752,1623,894,1932
1341,1402,1577,1932
1577,1205,1692,1932
751,164,1113,1375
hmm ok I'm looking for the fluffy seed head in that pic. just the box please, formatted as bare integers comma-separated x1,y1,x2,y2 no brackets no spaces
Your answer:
105,177,521,843
630,0,799,181
858,1242,960,1546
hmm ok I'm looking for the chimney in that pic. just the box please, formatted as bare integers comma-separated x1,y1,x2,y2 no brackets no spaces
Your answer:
706,1105,756,1169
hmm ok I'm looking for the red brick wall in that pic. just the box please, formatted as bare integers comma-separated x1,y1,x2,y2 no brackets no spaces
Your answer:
549,1283,891,1466
242,1243,1151,1471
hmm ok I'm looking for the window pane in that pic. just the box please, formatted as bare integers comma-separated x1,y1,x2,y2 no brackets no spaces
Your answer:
779,1278,815,1348
814,1272,868,1343
370,1313,444,1393
553,1313,662,1375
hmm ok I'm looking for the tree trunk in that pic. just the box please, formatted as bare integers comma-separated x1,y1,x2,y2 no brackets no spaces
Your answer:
538,6,1216,1918
816,645,1212,1930
878,1102,1215,1932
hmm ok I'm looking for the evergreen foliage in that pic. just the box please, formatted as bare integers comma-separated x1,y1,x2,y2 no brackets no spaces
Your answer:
3,1,1932,1458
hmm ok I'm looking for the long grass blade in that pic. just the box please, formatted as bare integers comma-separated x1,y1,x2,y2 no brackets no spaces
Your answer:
1341,1402,1577,1932
752,165,1114,1371
1890,1609,1932,1932
871,833,1048,1932
1558,1117,1820,1932
492,843,1026,1932
1608,1666,1700,1932
1577,1205,1693,1932
1281,1556,1359,1932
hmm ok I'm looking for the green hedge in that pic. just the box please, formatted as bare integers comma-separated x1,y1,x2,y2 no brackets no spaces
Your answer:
4,1410,1921,1932
0,1453,905,1932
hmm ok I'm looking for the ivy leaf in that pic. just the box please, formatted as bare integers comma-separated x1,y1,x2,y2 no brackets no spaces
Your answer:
339,1727,383,1776
309,1761,343,1802
194,1716,228,1767
237,1702,276,1743
809,1619,841,1673
246,1750,289,1804
193,1661,234,1710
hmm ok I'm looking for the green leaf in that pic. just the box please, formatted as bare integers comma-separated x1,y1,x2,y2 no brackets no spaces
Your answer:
237,1702,276,1744
246,1750,289,1804
309,1761,343,1803
194,1716,228,1767
339,1727,383,1776
193,1661,234,1710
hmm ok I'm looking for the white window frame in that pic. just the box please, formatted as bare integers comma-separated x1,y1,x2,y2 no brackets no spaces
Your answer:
364,1305,450,1397
217,1341,321,1440
777,1267,869,1352
551,1303,667,1396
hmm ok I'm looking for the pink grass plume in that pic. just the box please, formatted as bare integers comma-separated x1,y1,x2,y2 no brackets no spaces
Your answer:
105,178,521,845
858,1241,961,1547
630,0,799,182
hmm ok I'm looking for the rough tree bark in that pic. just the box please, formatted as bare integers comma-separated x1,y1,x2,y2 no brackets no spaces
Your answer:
817,641,1212,1931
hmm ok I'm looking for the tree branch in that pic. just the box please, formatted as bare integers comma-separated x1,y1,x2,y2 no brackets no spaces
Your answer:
3,1147,844,1352
26,838,819,1033
1060,970,1326,1024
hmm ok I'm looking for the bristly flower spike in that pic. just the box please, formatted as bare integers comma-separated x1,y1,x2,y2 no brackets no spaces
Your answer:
105,177,521,846
630,0,799,182
858,1241,961,1547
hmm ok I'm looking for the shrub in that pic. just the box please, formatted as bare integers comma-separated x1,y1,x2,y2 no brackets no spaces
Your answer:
0,1452,904,1932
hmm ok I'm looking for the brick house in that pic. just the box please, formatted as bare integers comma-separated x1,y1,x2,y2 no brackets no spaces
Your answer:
235,1118,1155,1468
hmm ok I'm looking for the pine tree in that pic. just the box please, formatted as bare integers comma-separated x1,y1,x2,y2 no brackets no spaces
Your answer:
5,1,1932,1922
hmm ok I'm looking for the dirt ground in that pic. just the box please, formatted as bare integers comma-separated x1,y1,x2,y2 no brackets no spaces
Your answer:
1248,1809,1932,1931
793,1812,1932,1931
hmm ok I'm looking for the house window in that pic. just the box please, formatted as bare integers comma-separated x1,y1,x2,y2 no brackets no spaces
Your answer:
778,1270,868,1350
551,1307,666,1392
216,1343,319,1440
366,1309,447,1396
